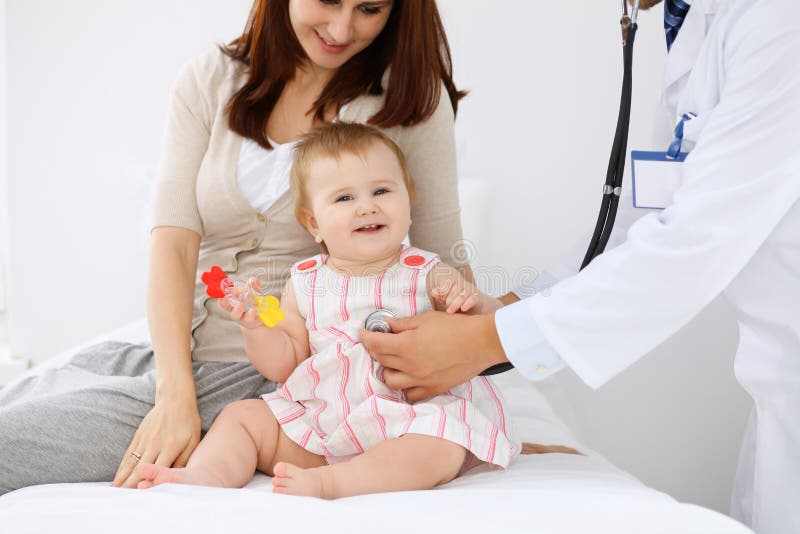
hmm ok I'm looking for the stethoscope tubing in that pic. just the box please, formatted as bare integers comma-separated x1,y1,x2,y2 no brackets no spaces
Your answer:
581,19,638,270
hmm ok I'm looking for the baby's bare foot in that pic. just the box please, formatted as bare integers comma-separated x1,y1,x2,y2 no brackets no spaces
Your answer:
272,462,331,498
135,463,225,489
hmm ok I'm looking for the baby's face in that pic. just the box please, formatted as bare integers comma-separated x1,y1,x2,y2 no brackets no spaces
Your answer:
303,142,412,264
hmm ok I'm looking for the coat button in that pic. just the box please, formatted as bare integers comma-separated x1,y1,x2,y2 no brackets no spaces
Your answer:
257,214,266,222
404,255,425,267
250,238,259,247
297,259,317,271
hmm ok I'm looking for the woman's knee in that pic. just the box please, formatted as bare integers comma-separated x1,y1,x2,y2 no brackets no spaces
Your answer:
0,394,139,492
0,409,19,492
0,401,44,450
0,403,49,493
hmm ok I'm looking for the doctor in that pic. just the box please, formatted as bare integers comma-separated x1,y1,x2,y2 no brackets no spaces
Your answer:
360,1,800,532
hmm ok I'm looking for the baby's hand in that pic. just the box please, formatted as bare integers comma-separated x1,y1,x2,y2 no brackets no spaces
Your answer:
218,285,264,330
431,279,481,314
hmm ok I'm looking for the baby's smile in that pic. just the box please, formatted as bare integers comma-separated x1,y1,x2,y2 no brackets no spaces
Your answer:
354,223,386,234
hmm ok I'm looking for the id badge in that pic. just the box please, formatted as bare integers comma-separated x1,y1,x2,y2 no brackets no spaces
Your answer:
630,151,687,210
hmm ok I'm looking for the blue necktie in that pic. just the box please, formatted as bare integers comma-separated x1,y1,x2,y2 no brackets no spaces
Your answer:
664,0,692,51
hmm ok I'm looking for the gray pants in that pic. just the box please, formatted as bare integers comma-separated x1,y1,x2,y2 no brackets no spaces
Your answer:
0,341,275,495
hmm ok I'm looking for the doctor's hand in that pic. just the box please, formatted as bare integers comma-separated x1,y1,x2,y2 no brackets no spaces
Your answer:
360,311,509,402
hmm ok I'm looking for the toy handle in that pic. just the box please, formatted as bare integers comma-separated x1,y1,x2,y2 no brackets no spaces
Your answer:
202,266,284,327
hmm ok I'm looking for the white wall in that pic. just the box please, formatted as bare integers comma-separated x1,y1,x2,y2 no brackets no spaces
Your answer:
3,0,751,516
5,0,252,362
0,0,9,339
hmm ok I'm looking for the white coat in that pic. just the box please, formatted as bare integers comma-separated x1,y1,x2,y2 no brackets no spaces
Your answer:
528,1,800,532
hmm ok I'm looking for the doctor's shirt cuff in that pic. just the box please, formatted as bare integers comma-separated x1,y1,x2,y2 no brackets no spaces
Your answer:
494,298,565,381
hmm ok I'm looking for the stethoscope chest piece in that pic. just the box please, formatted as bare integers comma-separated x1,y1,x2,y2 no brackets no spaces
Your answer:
365,309,398,333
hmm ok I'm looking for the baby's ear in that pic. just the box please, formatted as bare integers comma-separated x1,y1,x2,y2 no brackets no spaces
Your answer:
301,208,322,242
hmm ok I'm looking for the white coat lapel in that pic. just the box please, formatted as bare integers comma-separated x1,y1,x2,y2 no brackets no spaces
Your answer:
662,0,720,113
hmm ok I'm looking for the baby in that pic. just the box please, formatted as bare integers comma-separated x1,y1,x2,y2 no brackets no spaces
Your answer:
137,122,520,498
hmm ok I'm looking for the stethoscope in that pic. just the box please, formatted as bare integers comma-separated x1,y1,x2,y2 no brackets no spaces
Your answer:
582,0,640,268
368,1,642,376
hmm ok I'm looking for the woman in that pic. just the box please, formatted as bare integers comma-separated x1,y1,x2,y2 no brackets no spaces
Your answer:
0,0,469,493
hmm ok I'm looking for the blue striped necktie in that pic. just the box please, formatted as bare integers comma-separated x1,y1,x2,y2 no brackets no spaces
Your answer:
664,0,692,51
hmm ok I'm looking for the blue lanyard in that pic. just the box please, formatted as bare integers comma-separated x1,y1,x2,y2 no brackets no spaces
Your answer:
667,112,697,159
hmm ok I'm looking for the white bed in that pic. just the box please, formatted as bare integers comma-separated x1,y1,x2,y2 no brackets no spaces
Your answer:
0,319,750,534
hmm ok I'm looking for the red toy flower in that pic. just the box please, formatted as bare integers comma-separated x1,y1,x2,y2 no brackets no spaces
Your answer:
201,266,231,299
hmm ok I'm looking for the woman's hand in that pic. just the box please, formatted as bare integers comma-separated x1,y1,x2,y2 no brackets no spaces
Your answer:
360,311,509,402
112,395,201,488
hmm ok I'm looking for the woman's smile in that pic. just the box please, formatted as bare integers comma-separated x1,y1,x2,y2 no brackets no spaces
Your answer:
314,29,350,54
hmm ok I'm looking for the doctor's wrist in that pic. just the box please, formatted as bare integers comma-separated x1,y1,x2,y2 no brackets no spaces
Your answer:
498,291,521,305
477,313,509,369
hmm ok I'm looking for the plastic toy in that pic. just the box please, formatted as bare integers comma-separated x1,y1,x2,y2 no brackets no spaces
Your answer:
201,266,285,328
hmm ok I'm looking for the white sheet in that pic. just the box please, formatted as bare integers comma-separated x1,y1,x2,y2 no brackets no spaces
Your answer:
0,320,751,534
0,454,749,534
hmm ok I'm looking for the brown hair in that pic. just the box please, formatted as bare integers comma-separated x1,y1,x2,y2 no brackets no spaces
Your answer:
221,0,466,150
290,122,415,252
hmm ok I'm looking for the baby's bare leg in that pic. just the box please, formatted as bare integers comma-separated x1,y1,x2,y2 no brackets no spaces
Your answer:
137,399,323,489
272,434,466,499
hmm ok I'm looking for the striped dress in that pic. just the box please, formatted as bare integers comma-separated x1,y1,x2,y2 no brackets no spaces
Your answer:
261,246,520,468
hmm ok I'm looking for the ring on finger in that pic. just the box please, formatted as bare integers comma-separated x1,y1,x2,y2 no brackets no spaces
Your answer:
130,450,142,461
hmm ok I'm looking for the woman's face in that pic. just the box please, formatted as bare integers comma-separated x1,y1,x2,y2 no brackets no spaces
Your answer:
289,0,394,73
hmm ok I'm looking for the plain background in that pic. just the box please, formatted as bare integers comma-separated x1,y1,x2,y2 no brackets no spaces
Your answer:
0,0,751,514
0,0,7,340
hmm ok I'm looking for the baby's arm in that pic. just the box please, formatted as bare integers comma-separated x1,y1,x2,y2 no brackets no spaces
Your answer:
427,262,502,315
224,279,310,383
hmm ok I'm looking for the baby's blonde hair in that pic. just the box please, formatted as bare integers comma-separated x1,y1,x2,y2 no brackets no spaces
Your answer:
290,122,416,253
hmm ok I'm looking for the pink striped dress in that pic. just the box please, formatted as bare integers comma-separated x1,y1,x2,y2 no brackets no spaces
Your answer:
261,246,520,468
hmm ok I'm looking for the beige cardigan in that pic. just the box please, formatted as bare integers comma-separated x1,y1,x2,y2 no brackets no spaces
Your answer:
152,48,465,362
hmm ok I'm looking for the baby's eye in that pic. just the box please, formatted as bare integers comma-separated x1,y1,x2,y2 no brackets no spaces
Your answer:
336,194,353,202
374,188,390,196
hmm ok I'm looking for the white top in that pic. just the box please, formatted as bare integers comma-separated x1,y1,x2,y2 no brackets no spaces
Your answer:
236,137,297,214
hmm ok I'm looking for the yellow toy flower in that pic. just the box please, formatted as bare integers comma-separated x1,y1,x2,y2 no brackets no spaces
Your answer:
253,294,285,328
